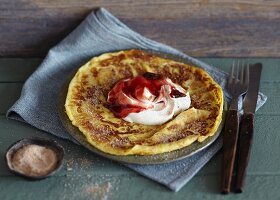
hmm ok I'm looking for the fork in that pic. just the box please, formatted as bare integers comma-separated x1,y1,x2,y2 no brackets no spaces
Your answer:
221,60,249,194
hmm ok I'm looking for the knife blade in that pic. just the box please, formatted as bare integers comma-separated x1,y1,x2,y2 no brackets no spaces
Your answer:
235,63,262,193
243,63,262,114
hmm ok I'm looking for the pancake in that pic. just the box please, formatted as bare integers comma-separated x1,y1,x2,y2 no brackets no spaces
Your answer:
65,49,224,155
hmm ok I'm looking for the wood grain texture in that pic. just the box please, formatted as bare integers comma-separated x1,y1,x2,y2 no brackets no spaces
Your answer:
1,114,280,199
0,58,280,199
235,113,254,193
1,0,280,57
0,59,40,82
221,110,239,194
1,80,277,115
0,58,278,116
1,175,280,200
0,83,23,114
1,114,279,176
1,58,279,82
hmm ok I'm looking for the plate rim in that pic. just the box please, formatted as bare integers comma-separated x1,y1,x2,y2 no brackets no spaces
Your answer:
58,49,227,165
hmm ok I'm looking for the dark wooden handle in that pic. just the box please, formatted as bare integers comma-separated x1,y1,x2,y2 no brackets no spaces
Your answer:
235,113,254,193
221,109,239,194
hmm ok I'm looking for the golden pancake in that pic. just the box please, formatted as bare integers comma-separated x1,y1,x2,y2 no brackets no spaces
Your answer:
65,49,223,155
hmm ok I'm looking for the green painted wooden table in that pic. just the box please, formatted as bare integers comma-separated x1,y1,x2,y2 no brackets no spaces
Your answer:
0,58,279,200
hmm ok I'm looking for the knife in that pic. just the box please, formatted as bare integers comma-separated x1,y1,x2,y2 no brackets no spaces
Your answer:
235,63,262,193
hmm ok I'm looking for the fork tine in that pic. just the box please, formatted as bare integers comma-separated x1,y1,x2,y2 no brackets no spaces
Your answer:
231,61,235,77
235,60,240,83
239,60,244,83
245,62,250,86
222,59,250,193
229,60,235,84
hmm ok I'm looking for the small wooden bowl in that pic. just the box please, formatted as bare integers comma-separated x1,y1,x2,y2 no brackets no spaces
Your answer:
5,137,64,180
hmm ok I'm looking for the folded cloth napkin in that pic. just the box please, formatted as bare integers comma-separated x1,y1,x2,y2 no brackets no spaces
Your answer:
7,8,267,192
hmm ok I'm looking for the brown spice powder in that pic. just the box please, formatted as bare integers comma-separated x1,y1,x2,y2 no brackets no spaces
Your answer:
12,144,58,177
85,182,112,200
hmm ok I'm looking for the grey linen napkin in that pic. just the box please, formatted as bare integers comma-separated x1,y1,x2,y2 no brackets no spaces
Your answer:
7,8,267,192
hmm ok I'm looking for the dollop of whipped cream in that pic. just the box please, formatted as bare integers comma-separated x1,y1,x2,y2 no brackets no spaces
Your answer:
107,72,191,125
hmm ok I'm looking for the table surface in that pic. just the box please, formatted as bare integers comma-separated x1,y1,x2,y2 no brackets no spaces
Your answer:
0,58,279,200
1,1,280,199
1,0,280,57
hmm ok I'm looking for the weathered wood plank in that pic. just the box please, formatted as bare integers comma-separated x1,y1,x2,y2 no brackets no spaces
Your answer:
0,116,129,177
0,0,280,57
258,82,280,115
0,175,280,200
0,58,279,82
0,79,278,115
202,59,280,82
0,58,279,199
1,114,280,177
0,83,23,114
0,59,40,82
0,58,278,116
